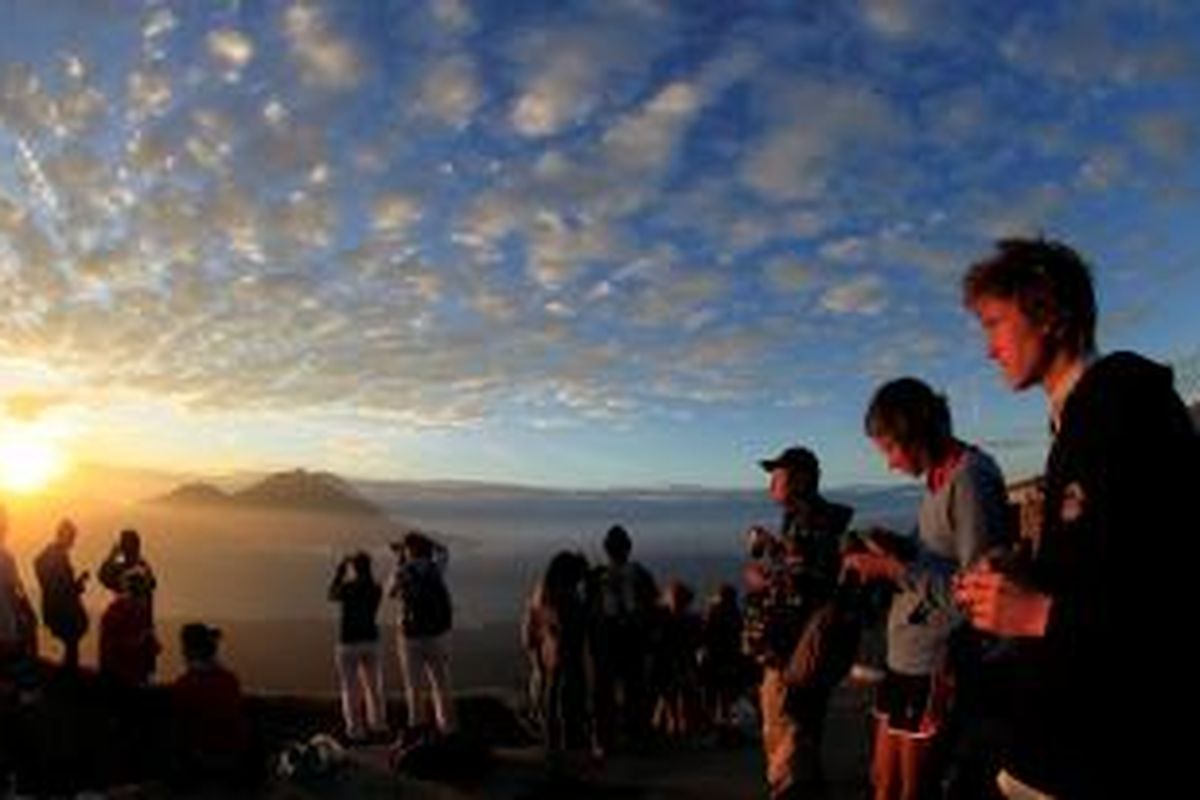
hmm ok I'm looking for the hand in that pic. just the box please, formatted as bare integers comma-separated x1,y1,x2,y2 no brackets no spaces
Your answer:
862,535,890,557
745,524,774,558
743,561,769,593
953,562,1051,638
842,550,903,583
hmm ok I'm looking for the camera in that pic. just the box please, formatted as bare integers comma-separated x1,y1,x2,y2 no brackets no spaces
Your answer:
745,524,782,560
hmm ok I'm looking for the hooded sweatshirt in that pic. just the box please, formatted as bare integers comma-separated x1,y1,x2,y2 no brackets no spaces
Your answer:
1006,351,1199,797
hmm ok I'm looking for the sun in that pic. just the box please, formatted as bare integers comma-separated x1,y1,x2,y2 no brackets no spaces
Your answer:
0,429,67,494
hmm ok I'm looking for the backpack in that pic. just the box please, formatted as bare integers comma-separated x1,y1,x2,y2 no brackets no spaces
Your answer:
401,564,452,638
595,562,655,624
782,586,862,691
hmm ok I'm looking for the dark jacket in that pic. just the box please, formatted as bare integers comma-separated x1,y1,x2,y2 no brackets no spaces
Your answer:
99,594,159,686
1007,352,1199,797
744,497,853,667
329,576,382,645
781,498,854,600
590,560,658,631
34,543,88,640
392,558,453,639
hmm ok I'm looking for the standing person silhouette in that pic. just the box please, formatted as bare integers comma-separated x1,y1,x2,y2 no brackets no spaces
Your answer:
588,524,658,756
389,532,456,741
99,567,158,688
746,446,852,799
521,550,591,764
329,551,387,744
99,528,156,622
0,505,38,693
35,519,90,670
698,583,746,734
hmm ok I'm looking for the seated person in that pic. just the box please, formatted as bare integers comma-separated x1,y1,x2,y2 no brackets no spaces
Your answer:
169,622,258,788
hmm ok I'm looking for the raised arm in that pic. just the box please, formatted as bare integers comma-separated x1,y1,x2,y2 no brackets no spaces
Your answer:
328,560,349,602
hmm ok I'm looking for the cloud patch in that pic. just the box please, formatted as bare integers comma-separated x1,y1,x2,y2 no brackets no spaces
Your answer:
820,275,889,315
742,78,908,201
283,2,363,90
430,0,475,33
764,257,813,293
417,55,482,127
3,391,72,422
207,28,255,79
1132,112,1193,162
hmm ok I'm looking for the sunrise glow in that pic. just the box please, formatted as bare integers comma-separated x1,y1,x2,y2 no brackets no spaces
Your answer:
0,429,66,494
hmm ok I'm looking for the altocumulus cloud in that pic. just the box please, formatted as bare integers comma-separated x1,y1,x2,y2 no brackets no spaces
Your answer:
0,0,1197,437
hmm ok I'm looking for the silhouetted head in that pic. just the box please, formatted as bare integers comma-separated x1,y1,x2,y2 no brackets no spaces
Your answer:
350,550,372,579
663,580,694,613
544,550,588,595
401,531,434,561
118,528,141,559
56,518,78,548
181,622,222,663
603,525,632,564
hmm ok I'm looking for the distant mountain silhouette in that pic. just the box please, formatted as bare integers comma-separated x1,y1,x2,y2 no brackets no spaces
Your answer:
1190,400,1199,432
233,469,382,514
153,482,231,507
151,469,384,516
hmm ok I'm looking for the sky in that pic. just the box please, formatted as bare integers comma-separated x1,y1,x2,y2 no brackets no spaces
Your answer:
0,0,1198,491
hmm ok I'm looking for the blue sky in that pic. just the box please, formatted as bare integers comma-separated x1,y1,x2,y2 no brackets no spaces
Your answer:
0,0,1198,490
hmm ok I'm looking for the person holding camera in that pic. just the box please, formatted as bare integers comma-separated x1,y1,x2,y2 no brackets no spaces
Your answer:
955,239,1199,798
99,528,156,619
746,445,853,799
845,377,1011,800
328,551,387,744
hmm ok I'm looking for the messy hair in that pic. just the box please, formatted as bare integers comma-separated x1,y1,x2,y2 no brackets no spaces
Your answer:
962,237,1097,357
864,377,953,459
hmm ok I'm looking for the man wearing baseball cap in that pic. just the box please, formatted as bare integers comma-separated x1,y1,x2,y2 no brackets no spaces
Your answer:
748,445,853,799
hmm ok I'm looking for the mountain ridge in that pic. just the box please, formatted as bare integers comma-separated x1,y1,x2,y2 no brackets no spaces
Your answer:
150,468,383,517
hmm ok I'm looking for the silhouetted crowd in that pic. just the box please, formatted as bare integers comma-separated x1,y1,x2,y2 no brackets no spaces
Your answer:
0,520,261,795
2,238,1198,799
520,524,757,766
